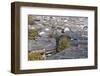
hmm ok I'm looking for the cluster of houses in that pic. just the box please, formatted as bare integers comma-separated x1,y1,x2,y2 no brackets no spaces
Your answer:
28,15,88,60
28,29,88,59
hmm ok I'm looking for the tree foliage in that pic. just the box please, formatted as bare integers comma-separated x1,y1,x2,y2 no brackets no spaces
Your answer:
28,29,38,40
28,15,35,25
28,51,44,60
58,36,70,51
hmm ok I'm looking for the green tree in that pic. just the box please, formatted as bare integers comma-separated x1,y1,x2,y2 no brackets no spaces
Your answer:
58,36,70,52
28,29,38,40
28,51,44,60
28,15,35,25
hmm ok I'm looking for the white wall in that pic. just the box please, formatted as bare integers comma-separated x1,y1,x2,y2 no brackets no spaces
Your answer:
0,0,99,76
